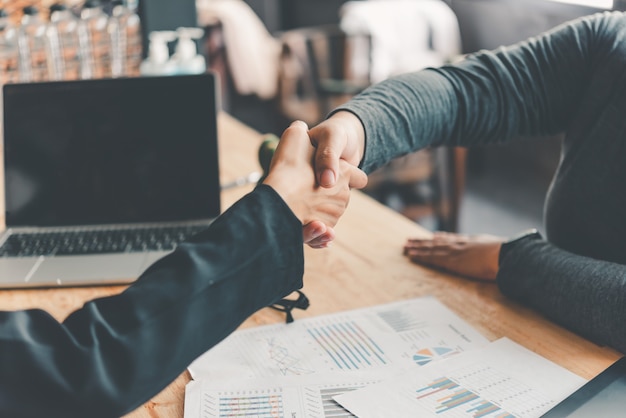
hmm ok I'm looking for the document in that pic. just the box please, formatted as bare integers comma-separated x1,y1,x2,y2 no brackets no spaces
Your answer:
334,338,586,418
185,297,490,418
185,370,388,418
188,297,489,380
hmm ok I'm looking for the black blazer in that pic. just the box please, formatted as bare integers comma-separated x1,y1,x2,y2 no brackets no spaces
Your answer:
0,185,304,418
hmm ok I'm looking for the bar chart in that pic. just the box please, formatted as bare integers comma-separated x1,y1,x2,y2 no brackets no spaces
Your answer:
333,339,585,418
305,319,389,370
203,389,284,418
415,376,515,417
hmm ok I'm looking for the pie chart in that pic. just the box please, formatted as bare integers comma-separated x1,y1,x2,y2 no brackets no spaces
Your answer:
412,346,458,366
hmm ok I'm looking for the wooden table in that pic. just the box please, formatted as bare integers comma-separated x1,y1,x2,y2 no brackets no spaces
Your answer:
0,113,620,417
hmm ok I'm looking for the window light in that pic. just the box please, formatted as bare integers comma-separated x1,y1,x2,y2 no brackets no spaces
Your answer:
547,0,613,8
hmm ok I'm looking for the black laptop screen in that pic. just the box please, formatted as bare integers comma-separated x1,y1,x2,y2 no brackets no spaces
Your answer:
3,74,220,227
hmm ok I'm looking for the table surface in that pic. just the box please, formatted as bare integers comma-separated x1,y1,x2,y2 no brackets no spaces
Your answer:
0,113,620,418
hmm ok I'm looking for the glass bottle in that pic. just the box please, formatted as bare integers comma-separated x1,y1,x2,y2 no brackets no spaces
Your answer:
17,5,51,82
77,0,111,79
109,0,141,77
0,8,19,85
48,3,81,80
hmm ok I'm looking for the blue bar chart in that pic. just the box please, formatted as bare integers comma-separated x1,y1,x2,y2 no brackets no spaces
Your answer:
306,319,388,370
415,376,515,417
205,390,284,418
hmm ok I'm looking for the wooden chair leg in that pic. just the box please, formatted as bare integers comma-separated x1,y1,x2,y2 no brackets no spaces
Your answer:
432,147,467,232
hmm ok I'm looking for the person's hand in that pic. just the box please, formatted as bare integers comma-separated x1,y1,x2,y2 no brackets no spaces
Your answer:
263,120,367,246
308,111,366,187
302,220,335,249
403,232,505,281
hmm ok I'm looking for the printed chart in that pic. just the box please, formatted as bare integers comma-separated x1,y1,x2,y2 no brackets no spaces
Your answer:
206,390,283,418
414,371,524,417
194,378,375,418
305,319,388,370
185,298,492,418
188,297,488,380
413,346,460,366
335,338,586,418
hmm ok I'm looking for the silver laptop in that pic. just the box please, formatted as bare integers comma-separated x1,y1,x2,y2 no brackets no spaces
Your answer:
0,73,221,288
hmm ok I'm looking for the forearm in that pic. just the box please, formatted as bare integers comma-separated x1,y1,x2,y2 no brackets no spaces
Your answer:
0,185,304,418
497,234,626,354
337,12,603,174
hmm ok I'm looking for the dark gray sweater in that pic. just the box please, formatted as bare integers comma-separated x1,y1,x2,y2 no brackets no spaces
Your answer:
338,11,626,353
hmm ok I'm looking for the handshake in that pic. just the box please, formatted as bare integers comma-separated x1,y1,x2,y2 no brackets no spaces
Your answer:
262,112,368,249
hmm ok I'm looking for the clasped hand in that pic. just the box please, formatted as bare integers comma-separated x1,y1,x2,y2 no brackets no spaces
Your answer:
266,114,504,283
262,120,367,248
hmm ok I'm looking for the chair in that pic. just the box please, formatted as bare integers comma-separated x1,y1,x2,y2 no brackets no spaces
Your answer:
276,22,466,231
277,24,371,126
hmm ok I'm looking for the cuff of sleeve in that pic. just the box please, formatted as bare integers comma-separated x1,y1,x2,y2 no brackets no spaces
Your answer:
254,184,302,228
498,228,543,266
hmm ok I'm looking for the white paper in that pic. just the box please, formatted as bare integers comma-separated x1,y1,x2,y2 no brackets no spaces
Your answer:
195,371,389,418
188,297,489,381
334,338,586,418
184,297,490,417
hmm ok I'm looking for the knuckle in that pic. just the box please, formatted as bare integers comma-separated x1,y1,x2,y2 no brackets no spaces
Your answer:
318,146,338,162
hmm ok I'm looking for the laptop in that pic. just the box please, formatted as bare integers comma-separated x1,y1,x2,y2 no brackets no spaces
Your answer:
541,356,626,417
0,73,221,288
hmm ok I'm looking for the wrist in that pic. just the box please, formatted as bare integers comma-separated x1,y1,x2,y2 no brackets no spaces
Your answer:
499,228,543,266
255,184,303,224
262,174,305,223
328,110,365,165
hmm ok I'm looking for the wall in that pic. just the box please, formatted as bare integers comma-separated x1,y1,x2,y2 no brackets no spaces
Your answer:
446,0,609,179
233,0,614,138
449,0,606,53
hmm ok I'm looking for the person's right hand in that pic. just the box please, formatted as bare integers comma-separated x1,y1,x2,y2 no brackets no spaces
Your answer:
263,120,367,241
308,111,366,188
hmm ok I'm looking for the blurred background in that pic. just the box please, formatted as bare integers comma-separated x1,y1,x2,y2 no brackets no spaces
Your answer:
1,0,622,237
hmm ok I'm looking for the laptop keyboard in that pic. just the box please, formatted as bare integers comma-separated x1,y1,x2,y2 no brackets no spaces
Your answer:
0,224,209,257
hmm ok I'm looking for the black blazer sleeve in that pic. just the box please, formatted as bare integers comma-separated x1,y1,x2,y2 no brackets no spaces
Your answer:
0,185,305,418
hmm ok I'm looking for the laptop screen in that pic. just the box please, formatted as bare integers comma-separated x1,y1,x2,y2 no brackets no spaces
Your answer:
3,74,220,227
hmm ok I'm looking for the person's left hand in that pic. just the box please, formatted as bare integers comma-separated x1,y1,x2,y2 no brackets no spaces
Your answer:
403,231,504,281
301,220,335,249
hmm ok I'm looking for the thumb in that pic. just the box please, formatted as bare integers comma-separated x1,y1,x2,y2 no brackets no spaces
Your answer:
270,120,311,168
309,124,344,188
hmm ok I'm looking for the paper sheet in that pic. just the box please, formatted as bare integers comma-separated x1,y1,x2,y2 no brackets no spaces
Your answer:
184,297,490,418
187,371,391,418
334,338,586,418
188,297,489,381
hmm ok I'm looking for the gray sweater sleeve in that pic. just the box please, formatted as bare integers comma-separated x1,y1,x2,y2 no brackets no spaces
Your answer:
498,235,626,353
337,11,626,353
337,12,614,173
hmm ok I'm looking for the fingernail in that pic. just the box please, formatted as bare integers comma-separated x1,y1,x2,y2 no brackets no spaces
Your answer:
290,120,308,129
321,169,335,186
310,227,324,240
